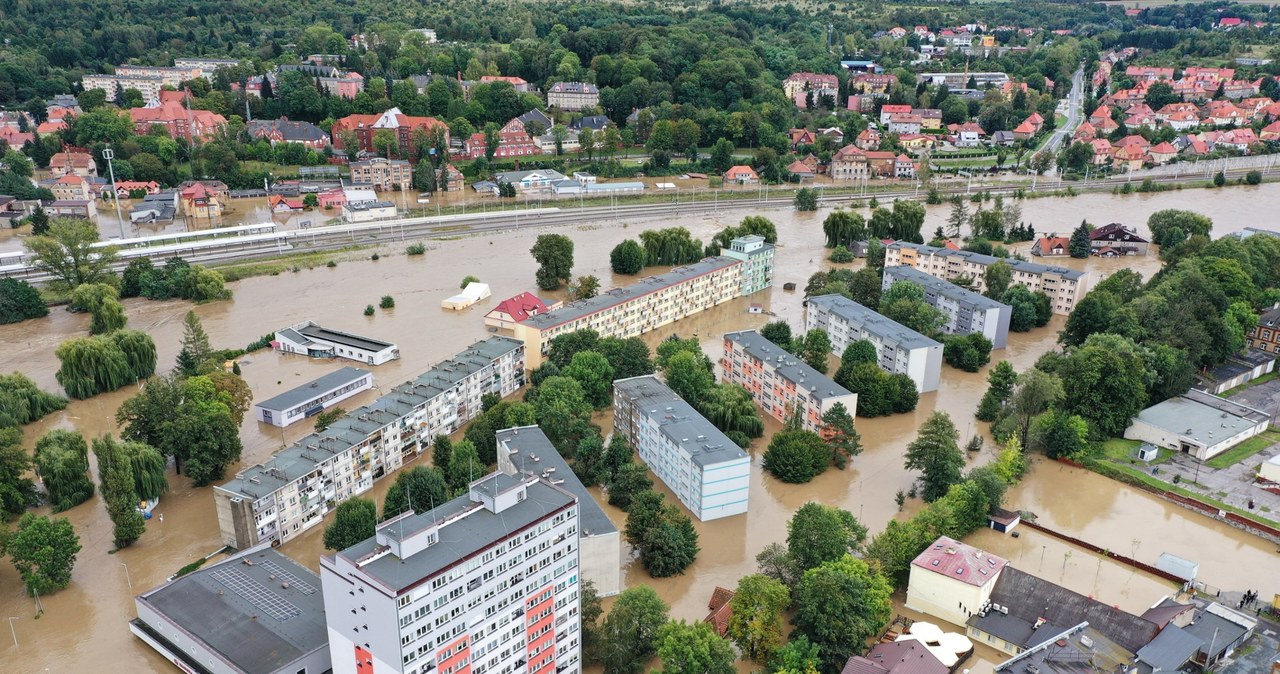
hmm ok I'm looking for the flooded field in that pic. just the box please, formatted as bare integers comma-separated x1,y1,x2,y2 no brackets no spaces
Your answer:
1,184,1278,672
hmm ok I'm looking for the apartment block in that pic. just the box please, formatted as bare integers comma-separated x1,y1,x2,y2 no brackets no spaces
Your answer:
173,57,243,80
719,234,776,296
612,376,750,521
885,241,1091,316
513,243,769,369
883,265,1011,348
547,82,600,111
214,337,525,549
803,294,944,393
83,65,204,102
720,330,859,434
350,157,414,190
496,426,622,596
320,472,583,674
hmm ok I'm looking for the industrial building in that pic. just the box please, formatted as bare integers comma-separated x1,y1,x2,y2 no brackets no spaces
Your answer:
804,294,944,393
720,330,859,434
253,367,373,428
883,265,1012,348
1123,389,1270,461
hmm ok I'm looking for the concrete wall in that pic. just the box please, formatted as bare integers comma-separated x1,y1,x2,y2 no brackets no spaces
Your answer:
905,344,944,394
697,457,751,521
1261,457,1280,483
579,532,622,597
904,565,996,629
1124,418,1267,461
320,558,402,674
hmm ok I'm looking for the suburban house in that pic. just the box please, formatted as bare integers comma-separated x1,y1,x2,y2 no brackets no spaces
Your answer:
547,81,600,110
725,165,759,184
1135,599,1258,671
840,640,949,674
268,194,304,212
1088,222,1149,256
1124,388,1270,461
48,151,96,178
178,181,224,220
246,118,329,149
1030,236,1070,256
107,180,161,198
830,146,871,180
905,536,1007,627
483,291,563,330
51,174,97,201
436,164,465,191
329,107,448,160
462,118,541,159
1247,305,1280,352
478,74,530,92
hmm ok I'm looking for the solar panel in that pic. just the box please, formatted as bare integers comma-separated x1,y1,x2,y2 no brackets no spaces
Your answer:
210,567,301,621
259,559,318,595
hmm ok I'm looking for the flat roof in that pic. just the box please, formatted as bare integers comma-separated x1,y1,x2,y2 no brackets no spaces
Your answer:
723,330,855,401
612,376,748,468
911,535,1006,587
884,265,1009,311
888,241,1087,280
496,426,617,538
337,478,575,592
297,323,395,352
136,548,328,673
219,337,522,500
1133,389,1269,446
255,366,371,412
805,294,942,351
519,257,741,331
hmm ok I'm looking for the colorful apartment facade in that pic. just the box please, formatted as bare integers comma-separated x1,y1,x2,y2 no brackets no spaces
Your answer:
720,330,859,435
320,472,583,674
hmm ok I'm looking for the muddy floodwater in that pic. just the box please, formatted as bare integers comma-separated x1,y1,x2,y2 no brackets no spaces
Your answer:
2,184,1280,672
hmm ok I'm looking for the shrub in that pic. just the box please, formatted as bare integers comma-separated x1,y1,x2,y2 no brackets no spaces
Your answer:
371,253,381,261
828,245,856,263
363,304,375,316
406,243,426,255
326,260,338,268
1246,170,1262,185
245,332,275,352
380,295,395,309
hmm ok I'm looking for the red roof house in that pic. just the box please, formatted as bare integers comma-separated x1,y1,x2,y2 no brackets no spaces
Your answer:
484,292,562,330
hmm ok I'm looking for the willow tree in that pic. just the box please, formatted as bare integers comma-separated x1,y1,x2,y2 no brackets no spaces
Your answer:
33,430,94,512
91,435,147,549
112,329,157,380
54,331,155,399
0,372,67,427
69,283,126,334
697,384,764,446
125,441,168,502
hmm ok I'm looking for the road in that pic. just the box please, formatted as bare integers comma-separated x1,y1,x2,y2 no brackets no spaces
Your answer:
1042,64,1086,162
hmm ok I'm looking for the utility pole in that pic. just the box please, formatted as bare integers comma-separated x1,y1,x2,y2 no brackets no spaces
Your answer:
103,147,126,239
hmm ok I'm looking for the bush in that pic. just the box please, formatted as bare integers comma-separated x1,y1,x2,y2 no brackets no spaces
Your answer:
406,243,426,255
460,275,481,289
245,332,275,352
371,253,380,261
363,304,375,316
828,245,856,263
326,260,338,268
1246,170,1262,185
379,295,395,309
943,334,993,372
794,187,818,211
0,278,49,324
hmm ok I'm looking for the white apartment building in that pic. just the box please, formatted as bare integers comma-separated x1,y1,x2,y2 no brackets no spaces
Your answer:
320,472,583,674
83,65,203,102
513,250,761,369
885,241,1092,316
173,57,243,80
254,366,374,428
883,265,1012,348
719,234,776,296
214,337,526,549
804,294,944,393
495,426,622,597
720,330,859,434
612,376,750,521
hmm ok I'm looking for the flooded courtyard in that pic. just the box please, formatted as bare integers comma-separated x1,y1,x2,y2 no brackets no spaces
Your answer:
1,184,1279,672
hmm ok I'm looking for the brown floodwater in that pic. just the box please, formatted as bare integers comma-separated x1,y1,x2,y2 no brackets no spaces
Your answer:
2,184,1279,672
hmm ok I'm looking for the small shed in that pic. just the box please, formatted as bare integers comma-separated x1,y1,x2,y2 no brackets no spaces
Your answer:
442,282,492,310
987,507,1021,533
1136,443,1160,462
748,303,764,314
783,282,797,291
1261,454,1280,484
1156,552,1199,582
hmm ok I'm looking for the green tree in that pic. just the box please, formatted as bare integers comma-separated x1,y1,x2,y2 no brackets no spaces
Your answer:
25,219,119,291
0,428,38,517
1068,221,1092,258
639,501,699,577
382,466,449,520
656,620,736,674
975,361,1017,421
610,239,646,274
793,556,894,673
33,430,94,512
799,329,832,374
1006,369,1064,446
656,337,713,372
571,275,601,300
446,439,483,491
0,278,49,324
823,210,868,248
581,580,606,665
563,350,614,409
28,204,50,236
431,435,452,472
2,513,81,596
1057,333,1151,436
983,260,1012,300
794,187,818,211
548,330,601,368
55,331,156,399
531,234,574,290
594,337,654,380
771,636,822,674
600,586,670,674
754,542,801,591
176,310,213,376
531,376,594,451
762,426,829,484
788,502,867,571
880,281,945,334
323,497,377,550
726,574,790,662
943,333,993,372
821,402,861,468
607,461,653,510
760,321,793,349
1148,209,1212,248
1028,410,1090,459
69,283,126,335
904,412,964,502
91,434,148,549
0,372,66,428
313,407,346,432
662,350,715,402
698,384,764,444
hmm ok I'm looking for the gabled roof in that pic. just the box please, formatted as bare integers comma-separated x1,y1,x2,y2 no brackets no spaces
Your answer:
1150,141,1177,154
703,586,735,637
486,292,551,323
1034,236,1070,255
910,536,1006,587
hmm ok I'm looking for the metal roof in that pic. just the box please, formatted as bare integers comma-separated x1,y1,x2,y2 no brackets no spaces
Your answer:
254,367,371,413
888,241,1088,280
1133,389,1269,447
723,330,855,401
805,294,942,351
612,375,748,469
495,426,617,537
883,265,1009,311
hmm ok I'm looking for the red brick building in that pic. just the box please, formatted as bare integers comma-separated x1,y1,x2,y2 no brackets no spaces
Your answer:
330,106,448,160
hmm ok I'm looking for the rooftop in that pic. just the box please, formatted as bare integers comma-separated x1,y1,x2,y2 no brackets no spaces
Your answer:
1135,624,1203,673
254,367,371,413
911,535,1006,587
345,199,397,211
884,265,1009,311
1132,389,1270,447
888,241,1088,280
219,337,522,499
519,257,741,331
296,322,395,353
841,639,949,674
495,426,617,538
612,375,748,468
805,294,943,351
135,548,328,674
335,477,575,592
723,330,856,401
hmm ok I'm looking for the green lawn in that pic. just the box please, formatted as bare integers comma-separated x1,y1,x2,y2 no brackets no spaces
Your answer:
1100,438,1173,465
1220,371,1279,397
1205,429,1280,469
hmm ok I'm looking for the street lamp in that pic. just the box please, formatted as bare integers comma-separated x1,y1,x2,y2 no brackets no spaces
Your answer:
7,617,16,648
121,562,133,591
102,147,125,239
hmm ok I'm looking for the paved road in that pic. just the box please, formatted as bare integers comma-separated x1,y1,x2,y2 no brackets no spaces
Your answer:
1043,64,1086,160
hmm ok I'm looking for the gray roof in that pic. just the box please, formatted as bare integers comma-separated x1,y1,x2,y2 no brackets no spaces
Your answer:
297,323,394,352
1133,389,1269,446
723,330,856,401
219,337,522,499
805,294,942,351
496,426,616,538
520,257,740,331
337,478,575,591
970,566,1159,653
345,199,397,211
884,265,1009,311
1181,604,1253,659
494,169,568,183
549,81,599,94
1136,625,1203,672
136,548,328,673
516,109,554,129
612,376,748,468
572,115,611,130
888,241,1088,280
246,119,328,143
255,366,371,413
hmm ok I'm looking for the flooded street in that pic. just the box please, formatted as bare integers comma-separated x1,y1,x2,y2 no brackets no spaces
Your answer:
1,183,1279,672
